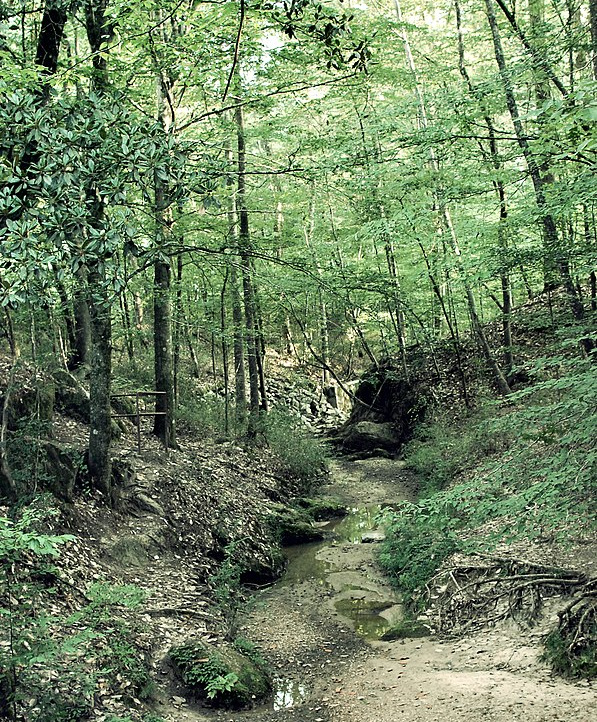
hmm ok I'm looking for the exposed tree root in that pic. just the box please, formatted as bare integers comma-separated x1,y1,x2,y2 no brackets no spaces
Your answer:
423,553,596,677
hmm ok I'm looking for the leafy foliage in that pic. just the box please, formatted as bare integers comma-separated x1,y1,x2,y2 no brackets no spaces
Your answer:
263,409,328,488
0,501,153,721
170,639,271,707
381,333,596,611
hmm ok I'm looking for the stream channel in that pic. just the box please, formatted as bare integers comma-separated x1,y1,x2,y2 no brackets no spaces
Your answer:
235,456,419,719
164,457,597,722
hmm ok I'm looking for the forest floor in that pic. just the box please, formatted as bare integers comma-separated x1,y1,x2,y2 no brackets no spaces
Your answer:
155,457,596,722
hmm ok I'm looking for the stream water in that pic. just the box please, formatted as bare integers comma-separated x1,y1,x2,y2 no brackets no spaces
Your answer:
281,504,403,639
266,503,404,710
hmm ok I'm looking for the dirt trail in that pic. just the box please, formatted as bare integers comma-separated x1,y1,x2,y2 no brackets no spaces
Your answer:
160,458,596,722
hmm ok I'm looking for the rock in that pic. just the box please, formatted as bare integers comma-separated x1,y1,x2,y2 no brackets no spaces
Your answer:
341,421,399,453
103,534,156,566
298,497,347,520
130,492,165,517
361,530,386,543
170,640,271,708
39,440,79,501
54,371,90,423
268,503,325,545
3,378,55,431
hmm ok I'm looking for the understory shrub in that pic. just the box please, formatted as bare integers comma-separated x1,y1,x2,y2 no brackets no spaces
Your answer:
176,394,231,437
263,409,328,488
542,625,597,679
379,501,460,610
403,405,512,496
380,331,596,672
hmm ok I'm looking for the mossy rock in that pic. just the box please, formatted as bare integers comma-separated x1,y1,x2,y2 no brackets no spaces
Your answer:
381,619,431,641
268,503,325,545
240,547,286,586
298,497,347,520
170,640,271,708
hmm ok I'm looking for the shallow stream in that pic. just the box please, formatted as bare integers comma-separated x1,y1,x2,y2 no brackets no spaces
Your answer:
281,504,403,640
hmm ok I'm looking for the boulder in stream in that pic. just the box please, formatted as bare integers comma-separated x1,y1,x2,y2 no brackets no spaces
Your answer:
341,421,400,453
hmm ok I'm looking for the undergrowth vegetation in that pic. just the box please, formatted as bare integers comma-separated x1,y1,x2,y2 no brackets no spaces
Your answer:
175,388,328,487
262,409,328,488
0,500,153,721
380,331,596,676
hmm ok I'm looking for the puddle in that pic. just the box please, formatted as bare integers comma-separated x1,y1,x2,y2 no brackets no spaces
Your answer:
281,541,337,585
279,504,403,640
271,677,307,710
334,598,402,639
327,504,389,543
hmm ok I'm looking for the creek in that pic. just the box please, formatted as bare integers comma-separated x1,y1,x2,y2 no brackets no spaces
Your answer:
241,457,419,716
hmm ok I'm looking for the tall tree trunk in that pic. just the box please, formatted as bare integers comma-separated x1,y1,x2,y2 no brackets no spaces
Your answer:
304,185,331,385
590,0,597,80
226,146,247,429
484,0,584,320
455,0,513,373
235,95,261,437
84,0,114,501
152,69,176,447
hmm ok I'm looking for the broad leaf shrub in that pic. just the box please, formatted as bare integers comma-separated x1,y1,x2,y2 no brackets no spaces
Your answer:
380,336,596,636
0,500,154,721
403,404,512,496
379,501,459,610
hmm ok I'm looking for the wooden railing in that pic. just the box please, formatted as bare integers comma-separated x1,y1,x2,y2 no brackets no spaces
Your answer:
111,391,168,452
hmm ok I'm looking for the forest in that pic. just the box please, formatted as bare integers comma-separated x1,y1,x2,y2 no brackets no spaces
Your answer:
0,0,596,720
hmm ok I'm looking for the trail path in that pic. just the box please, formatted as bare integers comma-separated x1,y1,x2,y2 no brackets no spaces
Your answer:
161,458,596,722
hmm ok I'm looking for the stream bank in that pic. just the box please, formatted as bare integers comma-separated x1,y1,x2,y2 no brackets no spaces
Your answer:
159,457,596,722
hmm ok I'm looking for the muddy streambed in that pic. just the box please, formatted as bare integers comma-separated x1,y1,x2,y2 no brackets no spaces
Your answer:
281,504,404,643
163,458,597,722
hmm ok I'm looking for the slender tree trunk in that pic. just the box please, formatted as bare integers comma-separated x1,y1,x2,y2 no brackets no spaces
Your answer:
84,0,114,501
173,251,183,404
235,96,261,437
70,265,91,370
304,185,331,385
590,0,597,80
221,270,230,435
251,268,269,411
226,146,247,429
484,0,584,320
455,0,513,372
0,363,18,501
152,70,176,447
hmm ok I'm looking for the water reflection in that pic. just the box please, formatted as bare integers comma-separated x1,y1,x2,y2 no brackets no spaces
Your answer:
272,677,307,709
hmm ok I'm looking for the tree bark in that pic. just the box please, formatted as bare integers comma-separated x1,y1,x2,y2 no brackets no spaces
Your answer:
235,96,261,438
84,0,114,500
225,146,247,429
152,66,176,447
590,0,597,80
